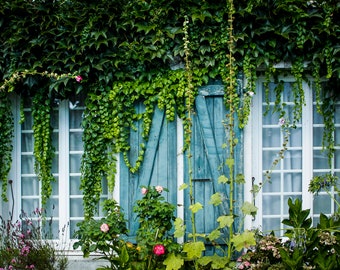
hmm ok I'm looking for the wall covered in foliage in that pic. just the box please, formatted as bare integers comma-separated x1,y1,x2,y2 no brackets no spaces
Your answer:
0,0,339,217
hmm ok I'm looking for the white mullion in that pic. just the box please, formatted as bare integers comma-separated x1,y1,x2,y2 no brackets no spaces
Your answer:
58,100,70,239
302,82,313,213
252,79,264,229
176,116,184,243
113,153,120,202
8,95,21,220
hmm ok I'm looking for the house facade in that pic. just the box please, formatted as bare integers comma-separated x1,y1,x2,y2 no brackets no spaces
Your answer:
1,74,339,269
1,1,339,269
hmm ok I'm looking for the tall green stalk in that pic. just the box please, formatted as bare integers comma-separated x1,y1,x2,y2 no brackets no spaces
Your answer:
225,0,237,260
183,15,196,243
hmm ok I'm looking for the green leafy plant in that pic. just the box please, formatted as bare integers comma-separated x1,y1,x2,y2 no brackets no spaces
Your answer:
239,198,340,270
0,93,13,201
73,199,128,269
132,185,180,270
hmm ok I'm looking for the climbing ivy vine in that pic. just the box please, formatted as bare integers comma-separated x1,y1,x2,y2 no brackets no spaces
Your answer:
0,0,339,217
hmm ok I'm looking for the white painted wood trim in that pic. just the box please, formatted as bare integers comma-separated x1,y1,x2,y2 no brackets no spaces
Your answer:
176,116,184,244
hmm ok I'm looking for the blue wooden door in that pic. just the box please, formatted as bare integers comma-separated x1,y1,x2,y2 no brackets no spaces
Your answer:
184,82,243,248
119,105,178,240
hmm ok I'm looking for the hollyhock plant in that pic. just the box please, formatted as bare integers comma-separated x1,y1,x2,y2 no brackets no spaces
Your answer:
100,223,109,233
153,244,165,256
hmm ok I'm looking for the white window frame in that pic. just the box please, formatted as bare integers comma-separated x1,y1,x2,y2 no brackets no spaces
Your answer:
7,96,91,241
244,76,322,233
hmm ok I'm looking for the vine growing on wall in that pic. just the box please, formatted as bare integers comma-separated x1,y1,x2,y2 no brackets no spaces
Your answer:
0,0,339,218
0,93,13,201
32,87,55,207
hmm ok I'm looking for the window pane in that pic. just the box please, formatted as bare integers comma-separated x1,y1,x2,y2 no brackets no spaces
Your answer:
21,133,33,152
70,132,83,151
262,218,281,233
70,154,82,173
70,198,84,217
263,128,281,147
283,173,302,192
313,150,329,169
262,106,280,125
70,176,81,195
313,195,331,214
263,195,280,215
21,155,34,174
263,173,280,192
283,150,302,170
70,110,83,129
22,177,39,196
263,150,280,169
313,126,324,147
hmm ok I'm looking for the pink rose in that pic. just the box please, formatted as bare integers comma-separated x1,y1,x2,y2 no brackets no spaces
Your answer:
100,223,109,233
153,244,165,256
75,75,83,82
155,185,163,193
141,187,148,195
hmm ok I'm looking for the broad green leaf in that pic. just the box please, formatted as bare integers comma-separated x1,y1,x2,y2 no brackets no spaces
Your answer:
209,192,222,206
217,215,233,228
208,229,220,241
232,230,256,251
198,254,229,269
241,201,258,216
183,241,205,259
174,217,186,238
179,183,188,190
218,175,229,184
163,253,184,270
189,202,203,213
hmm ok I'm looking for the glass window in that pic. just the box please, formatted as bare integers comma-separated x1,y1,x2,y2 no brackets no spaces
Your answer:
13,94,108,240
252,79,340,234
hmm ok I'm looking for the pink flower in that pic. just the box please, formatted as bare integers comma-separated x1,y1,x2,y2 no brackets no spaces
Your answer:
155,185,163,193
100,223,109,233
278,117,285,126
153,244,165,256
141,187,148,195
75,75,83,82
21,245,30,256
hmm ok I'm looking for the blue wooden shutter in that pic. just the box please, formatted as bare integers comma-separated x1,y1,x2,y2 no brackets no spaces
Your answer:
119,105,178,241
184,82,243,248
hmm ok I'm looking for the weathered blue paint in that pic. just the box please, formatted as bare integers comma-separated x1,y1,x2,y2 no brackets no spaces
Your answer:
119,106,178,241
184,82,244,253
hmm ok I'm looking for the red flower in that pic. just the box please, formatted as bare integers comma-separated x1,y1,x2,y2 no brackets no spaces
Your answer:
153,244,165,256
